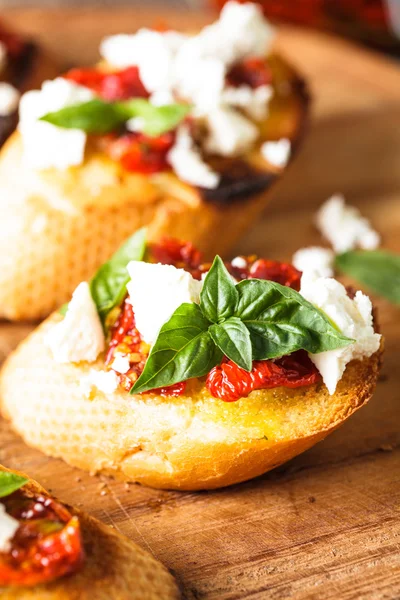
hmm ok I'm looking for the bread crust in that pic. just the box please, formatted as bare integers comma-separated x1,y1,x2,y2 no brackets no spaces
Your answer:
0,55,308,321
0,465,181,600
0,314,383,491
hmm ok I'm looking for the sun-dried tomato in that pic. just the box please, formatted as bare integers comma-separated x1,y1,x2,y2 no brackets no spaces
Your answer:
0,492,84,587
206,351,320,402
227,57,272,89
103,131,175,174
64,66,149,101
150,238,203,274
228,256,302,290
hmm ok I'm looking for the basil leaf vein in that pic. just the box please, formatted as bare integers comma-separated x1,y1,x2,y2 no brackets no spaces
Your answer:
130,303,222,394
0,471,28,498
200,256,238,324
336,250,400,305
209,317,252,371
235,279,353,359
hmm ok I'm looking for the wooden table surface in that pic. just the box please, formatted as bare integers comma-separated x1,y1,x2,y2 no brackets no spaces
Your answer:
1,7,400,599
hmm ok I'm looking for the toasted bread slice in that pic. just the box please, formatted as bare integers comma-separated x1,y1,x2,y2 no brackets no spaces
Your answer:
0,55,308,321
0,314,382,491
0,464,181,600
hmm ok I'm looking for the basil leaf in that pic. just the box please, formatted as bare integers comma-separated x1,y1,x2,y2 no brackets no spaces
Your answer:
40,99,128,134
124,99,191,137
200,256,238,324
209,317,252,371
131,303,222,394
235,279,353,359
0,471,28,498
336,250,400,305
40,98,190,137
90,228,147,324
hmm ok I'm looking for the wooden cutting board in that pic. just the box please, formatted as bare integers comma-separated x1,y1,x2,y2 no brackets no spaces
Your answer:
1,7,400,599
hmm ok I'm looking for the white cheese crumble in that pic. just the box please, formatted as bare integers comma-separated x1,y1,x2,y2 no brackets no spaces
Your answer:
205,106,258,157
100,30,186,95
167,125,220,189
81,368,119,397
0,503,19,553
300,274,381,394
127,261,203,345
0,83,20,117
112,353,131,374
221,84,272,121
316,194,381,253
45,282,105,363
19,78,95,170
292,246,335,278
231,256,247,269
261,138,291,167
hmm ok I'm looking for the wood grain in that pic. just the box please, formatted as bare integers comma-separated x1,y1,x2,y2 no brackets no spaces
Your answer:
1,7,400,599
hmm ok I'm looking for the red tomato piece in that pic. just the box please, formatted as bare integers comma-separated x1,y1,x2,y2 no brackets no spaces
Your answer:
64,66,149,101
0,493,84,587
206,351,320,402
227,57,272,89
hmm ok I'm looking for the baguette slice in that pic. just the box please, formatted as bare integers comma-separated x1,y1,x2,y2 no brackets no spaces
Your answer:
0,314,382,491
0,55,308,321
0,464,181,600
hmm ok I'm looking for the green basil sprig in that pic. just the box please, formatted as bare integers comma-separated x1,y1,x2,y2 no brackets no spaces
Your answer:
40,98,191,137
0,471,28,498
131,256,353,394
60,228,146,324
336,250,400,305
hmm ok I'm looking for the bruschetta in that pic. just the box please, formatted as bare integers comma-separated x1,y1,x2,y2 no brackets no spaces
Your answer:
0,1,308,321
0,464,181,599
0,232,383,491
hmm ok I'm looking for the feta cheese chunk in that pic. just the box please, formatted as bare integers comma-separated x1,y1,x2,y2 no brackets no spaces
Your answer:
221,85,272,121
19,78,95,170
300,274,381,394
316,194,381,253
81,368,119,397
112,353,131,374
205,106,258,157
261,138,291,167
0,83,20,116
168,125,220,189
45,282,105,363
100,30,186,94
127,261,203,345
292,246,335,278
0,503,19,553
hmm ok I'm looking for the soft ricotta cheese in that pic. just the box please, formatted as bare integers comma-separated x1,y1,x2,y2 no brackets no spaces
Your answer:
168,125,220,189
19,78,95,170
0,83,20,116
300,274,381,394
205,106,258,157
231,256,247,269
81,368,120,397
261,138,291,167
45,282,105,363
0,503,19,553
292,246,335,278
221,85,272,121
127,261,203,345
316,194,381,253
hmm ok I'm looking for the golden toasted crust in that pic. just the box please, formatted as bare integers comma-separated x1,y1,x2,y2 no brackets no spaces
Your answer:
0,55,308,321
0,465,181,600
0,314,382,491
